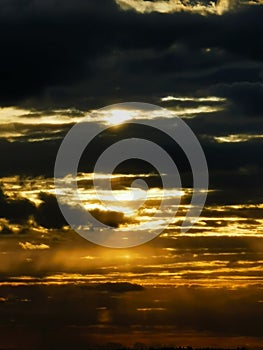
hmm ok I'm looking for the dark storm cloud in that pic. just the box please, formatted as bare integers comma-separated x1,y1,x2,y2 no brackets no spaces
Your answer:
0,0,263,108
0,0,119,106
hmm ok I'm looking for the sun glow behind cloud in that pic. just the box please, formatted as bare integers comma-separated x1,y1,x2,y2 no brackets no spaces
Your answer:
1,174,263,238
0,98,227,141
106,109,133,125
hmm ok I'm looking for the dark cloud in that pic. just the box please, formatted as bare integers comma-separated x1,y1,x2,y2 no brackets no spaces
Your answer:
0,186,139,231
0,224,13,235
0,138,60,177
82,282,144,292
34,192,68,229
0,188,67,230
90,208,137,228
0,186,36,224
212,82,263,117
0,282,262,349
0,0,119,106
1,119,263,207
154,235,263,253
0,0,262,108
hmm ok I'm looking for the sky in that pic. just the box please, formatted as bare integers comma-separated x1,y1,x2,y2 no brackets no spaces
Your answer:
0,0,263,348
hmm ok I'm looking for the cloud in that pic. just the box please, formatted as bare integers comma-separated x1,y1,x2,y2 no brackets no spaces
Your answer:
213,134,263,143
34,192,68,229
0,224,13,235
0,183,141,232
87,282,144,293
89,208,137,227
212,82,263,117
19,241,50,250
0,186,36,224
115,0,234,15
0,187,67,230
0,0,262,109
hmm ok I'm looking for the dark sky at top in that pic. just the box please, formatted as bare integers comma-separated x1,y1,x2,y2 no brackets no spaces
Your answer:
0,0,262,109
0,0,263,206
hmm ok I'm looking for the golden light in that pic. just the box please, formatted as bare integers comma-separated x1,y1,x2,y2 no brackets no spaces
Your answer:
107,109,132,125
105,188,146,202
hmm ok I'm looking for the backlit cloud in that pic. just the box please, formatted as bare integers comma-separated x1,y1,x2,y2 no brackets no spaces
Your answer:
19,241,50,250
115,0,234,15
